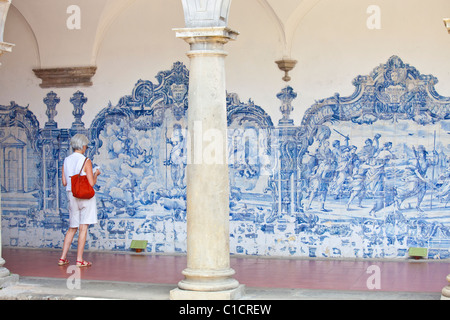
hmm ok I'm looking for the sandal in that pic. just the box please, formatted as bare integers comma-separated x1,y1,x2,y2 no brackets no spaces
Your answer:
58,258,69,266
76,260,92,268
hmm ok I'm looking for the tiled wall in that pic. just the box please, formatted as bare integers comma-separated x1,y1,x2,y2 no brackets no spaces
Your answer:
1,56,449,259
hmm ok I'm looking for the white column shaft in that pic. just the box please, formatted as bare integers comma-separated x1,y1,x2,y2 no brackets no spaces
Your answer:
172,27,241,297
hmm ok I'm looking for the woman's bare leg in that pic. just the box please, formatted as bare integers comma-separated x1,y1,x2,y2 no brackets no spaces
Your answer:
60,227,78,261
76,224,88,263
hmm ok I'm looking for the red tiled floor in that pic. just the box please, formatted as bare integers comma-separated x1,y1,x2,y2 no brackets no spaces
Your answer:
3,248,449,293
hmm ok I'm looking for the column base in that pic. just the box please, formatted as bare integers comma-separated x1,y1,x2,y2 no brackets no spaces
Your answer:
170,285,245,300
0,267,19,289
441,275,450,300
441,287,450,300
178,268,240,291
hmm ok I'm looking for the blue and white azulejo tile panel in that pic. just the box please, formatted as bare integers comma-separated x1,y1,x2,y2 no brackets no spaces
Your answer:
1,57,449,259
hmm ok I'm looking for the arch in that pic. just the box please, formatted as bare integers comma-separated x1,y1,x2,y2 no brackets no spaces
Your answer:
283,0,321,58
257,0,322,58
8,4,40,66
256,0,287,56
90,0,138,65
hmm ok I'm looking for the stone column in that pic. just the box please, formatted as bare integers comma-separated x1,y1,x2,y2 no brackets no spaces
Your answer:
0,162,19,288
170,0,244,300
442,274,450,300
0,185,19,288
0,0,14,67
0,0,18,288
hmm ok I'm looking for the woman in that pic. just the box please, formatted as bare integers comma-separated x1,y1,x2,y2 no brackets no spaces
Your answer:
58,134,100,267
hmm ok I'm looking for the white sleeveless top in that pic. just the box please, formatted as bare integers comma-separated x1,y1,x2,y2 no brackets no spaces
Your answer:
63,152,88,192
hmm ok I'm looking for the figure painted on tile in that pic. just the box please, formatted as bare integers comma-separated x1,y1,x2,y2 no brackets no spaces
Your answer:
330,144,357,199
395,145,439,212
436,160,450,207
362,141,394,215
304,139,336,212
346,158,369,210
358,134,381,163
165,124,187,189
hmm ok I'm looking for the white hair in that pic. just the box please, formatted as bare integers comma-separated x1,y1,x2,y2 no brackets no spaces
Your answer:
70,134,89,151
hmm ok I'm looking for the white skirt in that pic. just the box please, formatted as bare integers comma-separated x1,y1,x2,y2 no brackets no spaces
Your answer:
67,191,98,228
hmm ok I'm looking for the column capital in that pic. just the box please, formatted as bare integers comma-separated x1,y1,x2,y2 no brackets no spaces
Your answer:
174,26,238,43
0,41,13,53
174,27,238,57
0,41,13,66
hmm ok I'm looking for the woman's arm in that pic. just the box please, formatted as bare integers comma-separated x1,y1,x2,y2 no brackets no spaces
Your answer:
84,159,99,187
62,165,67,187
